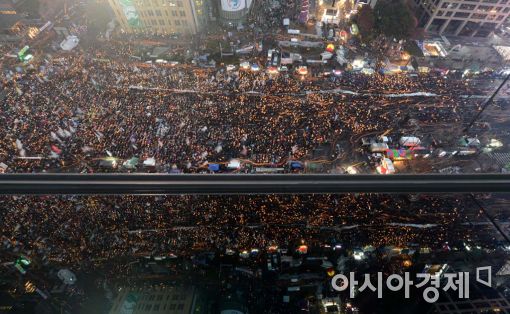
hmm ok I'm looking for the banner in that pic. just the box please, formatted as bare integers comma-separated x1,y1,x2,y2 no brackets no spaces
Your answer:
118,0,141,27
221,0,246,12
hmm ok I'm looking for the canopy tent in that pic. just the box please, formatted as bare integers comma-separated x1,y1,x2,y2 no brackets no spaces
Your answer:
459,137,480,147
385,148,412,160
399,136,421,147
361,68,375,75
169,164,181,173
494,45,510,62
99,158,117,168
60,36,79,51
122,157,139,169
143,157,156,167
290,161,304,169
321,51,333,60
57,269,77,285
208,163,220,172
227,159,241,169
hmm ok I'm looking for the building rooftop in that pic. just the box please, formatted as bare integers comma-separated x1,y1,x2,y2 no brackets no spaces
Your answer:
0,0,15,12
0,13,22,30
109,286,196,314
0,0,21,31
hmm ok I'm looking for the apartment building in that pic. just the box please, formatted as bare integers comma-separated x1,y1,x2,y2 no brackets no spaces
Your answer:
107,0,207,35
414,0,510,37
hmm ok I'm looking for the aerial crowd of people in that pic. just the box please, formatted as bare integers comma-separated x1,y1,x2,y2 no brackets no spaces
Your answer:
0,194,496,269
0,42,487,173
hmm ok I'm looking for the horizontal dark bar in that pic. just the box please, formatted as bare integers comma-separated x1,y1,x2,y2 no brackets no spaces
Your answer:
0,174,508,194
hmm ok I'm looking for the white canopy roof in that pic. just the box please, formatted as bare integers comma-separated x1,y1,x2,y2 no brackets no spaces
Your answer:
60,36,79,51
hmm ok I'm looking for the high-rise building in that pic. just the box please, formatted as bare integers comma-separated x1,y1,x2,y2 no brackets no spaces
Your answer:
107,0,208,35
414,0,510,37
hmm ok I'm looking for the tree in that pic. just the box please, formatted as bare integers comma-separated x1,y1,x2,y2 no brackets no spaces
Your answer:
374,0,416,40
356,5,375,40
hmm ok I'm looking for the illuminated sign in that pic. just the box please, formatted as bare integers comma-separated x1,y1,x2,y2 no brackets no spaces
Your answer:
17,45,29,61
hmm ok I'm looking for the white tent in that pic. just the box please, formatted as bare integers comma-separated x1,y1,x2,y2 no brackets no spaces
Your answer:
57,269,77,285
227,159,241,169
60,36,79,51
321,51,333,60
361,68,375,75
143,157,156,167
399,136,421,147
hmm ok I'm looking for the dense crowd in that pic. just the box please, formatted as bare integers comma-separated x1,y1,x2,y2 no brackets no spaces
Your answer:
0,194,495,268
1,5,507,313
0,45,484,173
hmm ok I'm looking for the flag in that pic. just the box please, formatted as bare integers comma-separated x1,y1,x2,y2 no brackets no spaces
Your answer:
50,132,60,141
95,131,104,140
51,145,62,154
15,139,23,150
57,128,66,138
